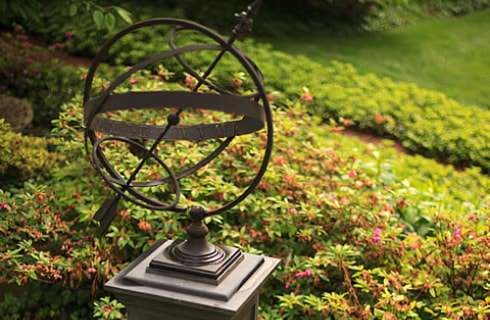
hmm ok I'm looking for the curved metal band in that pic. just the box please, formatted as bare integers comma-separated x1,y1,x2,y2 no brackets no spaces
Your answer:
85,91,264,141
168,26,263,98
83,17,273,217
82,24,237,187
91,136,183,211
85,43,221,128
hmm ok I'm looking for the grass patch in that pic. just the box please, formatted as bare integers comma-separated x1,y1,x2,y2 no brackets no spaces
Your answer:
260,9,490,108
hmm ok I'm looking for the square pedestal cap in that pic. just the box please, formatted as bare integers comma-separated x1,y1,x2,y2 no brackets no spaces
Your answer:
105,240,280,315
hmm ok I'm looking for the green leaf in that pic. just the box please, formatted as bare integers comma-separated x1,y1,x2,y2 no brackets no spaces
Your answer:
69,4,77,16
114,7,132,24
105,13,116,31
92,10,104,30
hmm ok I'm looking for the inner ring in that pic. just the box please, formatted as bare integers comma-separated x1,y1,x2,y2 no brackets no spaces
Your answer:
91,135,183,211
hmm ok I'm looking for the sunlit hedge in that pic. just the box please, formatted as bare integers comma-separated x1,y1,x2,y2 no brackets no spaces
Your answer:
3,2,489,172
70,29,490,172
240,45,490,172
0,119,60,184
1,75,488,319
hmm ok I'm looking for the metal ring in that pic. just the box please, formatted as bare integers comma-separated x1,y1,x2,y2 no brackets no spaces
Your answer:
168,26,261,99
83,18,273,217
91,136,182,211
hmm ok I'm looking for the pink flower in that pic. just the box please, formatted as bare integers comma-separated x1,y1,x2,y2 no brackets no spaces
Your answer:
0,202,8,210
294,268,313,278
372,227,382,244
348,170,357,178
453,227,462,242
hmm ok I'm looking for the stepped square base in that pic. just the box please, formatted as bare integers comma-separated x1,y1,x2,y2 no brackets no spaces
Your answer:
105,240,280,320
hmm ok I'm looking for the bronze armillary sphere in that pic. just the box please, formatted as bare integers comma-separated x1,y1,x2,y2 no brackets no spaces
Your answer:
83,0,272,266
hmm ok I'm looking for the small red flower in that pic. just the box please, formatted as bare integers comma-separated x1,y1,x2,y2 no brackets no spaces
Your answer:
65,31,74,40
273,155,287,166
342,118,353,127
300,87,313,103
374,113,386,125
231,78,243,88
0,202,8,210
185,74,197,89
103,305,113,314
129,77,139,85
267,92,277,102
138,220,152,232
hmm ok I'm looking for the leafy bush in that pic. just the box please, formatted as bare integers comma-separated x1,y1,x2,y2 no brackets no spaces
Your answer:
421,0,490,15
0,36,83,128
0,1,133,55
0,119,60,184
0,76,488,319
180,0,410,34
3,12,487,171
107,35,490,172
0,283,92,319
30,18,487,172
223,44,489,172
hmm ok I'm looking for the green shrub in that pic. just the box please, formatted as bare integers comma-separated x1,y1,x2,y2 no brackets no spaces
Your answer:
0,1,133,55
1,76,488,319
0,46,82,129
39,21,488,172
3,14,488,171
222,44,489,172
121,38,488,172
421,0,490,15
0,119,60,184
181,0,410,34
0,283,92,320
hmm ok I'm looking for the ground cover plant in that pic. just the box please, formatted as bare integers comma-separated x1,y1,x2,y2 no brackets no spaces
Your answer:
0,74,489,319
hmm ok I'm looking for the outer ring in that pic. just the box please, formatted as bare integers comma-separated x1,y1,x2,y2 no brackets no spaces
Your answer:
83,18,273,217
167,26,262,99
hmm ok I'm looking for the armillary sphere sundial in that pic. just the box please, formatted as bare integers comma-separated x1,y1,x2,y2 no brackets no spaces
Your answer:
82,0,273,286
